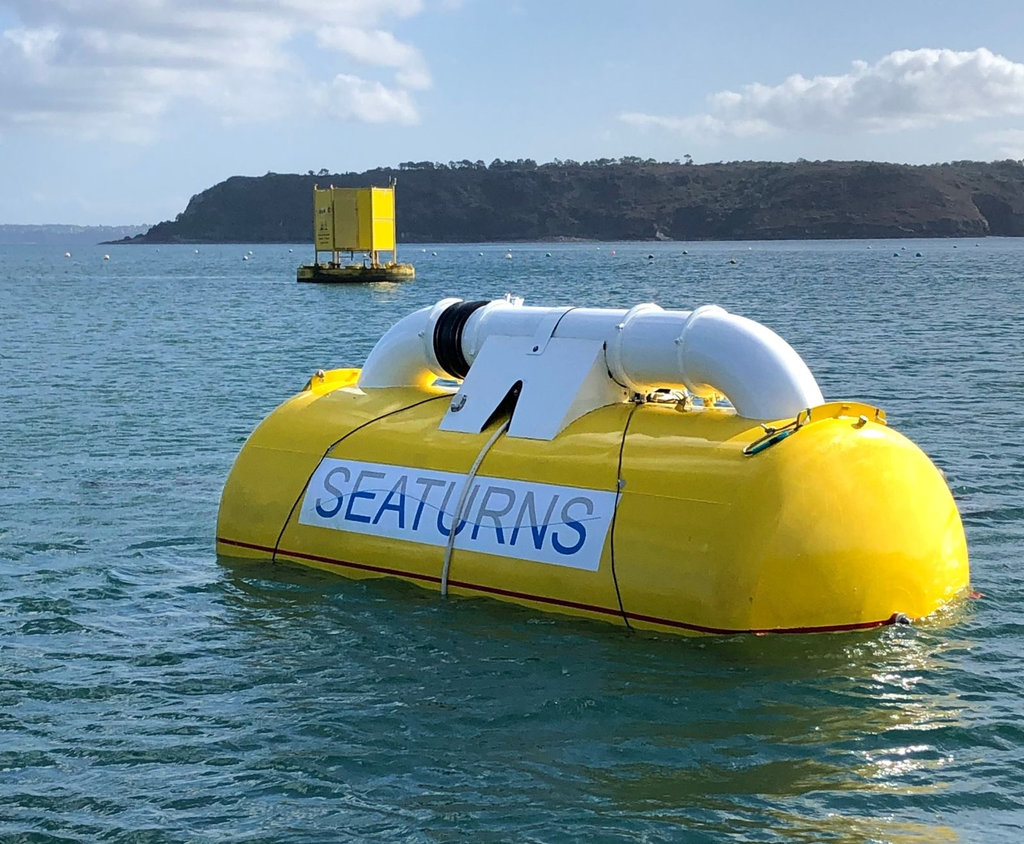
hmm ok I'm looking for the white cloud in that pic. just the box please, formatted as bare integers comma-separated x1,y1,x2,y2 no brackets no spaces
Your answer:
321,74,419,124
977,128,1024,159
0,0,433,138
316,25,431,90
621,48,1024,139
620,112,775,139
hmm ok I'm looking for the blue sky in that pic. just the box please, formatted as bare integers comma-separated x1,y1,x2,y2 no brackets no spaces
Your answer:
2,0,1024,224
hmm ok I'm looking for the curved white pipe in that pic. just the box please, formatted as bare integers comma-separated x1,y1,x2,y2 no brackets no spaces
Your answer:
357,298,458,388
357,297,824,419
676,305,824,419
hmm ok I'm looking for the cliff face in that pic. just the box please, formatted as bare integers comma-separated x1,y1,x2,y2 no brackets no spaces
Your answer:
134,159,1024,243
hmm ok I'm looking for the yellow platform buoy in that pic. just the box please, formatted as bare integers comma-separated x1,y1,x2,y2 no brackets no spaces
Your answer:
217,297,969,636
297,181,414,284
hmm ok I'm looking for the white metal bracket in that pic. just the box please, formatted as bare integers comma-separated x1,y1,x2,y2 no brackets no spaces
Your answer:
439,334,627,440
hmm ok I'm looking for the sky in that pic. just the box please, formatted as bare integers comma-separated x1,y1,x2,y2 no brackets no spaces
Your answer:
2,0,1024,224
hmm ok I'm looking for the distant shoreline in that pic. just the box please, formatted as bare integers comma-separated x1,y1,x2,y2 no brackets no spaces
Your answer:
123,159,1024,245
0,224,149,246
108,231,1019,246
8,158,1024,246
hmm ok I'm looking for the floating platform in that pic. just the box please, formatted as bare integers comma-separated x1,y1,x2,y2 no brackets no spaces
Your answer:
298,182,414,284
296,262,416,284
217,296,969,637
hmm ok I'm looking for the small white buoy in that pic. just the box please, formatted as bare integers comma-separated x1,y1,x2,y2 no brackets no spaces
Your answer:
505,251,512,260
64,251,71,258
243,255,249,261
103,254,110,261
194,249,199,254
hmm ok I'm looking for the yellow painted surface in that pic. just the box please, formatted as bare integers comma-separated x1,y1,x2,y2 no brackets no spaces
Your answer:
216,380,971,636
216,379,448,559
304,367,360,395
309,187,398,253
313,188,334,251
369,187,396,251
615,402,969,633
331,188,361,251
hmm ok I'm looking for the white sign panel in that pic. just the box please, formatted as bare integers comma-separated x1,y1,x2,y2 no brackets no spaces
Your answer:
298,458,617,571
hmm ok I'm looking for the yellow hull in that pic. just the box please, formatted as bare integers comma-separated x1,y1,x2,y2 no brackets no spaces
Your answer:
216,369,969,636
296,263,415,283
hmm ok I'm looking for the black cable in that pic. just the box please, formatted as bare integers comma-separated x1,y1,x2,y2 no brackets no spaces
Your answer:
271,393,450,563
609,401,640,631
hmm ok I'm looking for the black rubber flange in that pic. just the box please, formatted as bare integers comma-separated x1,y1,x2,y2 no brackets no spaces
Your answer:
433,300,489,379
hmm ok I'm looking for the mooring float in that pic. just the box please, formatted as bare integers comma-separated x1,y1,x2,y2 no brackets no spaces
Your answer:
216,296,969,635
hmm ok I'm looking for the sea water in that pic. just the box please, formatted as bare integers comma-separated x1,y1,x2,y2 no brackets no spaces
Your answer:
1,239,1022,842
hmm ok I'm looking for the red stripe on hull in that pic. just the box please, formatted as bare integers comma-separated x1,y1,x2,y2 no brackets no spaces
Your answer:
215,537,898,636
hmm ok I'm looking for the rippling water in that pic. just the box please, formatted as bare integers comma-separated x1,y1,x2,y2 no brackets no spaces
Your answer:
2,240,1022,842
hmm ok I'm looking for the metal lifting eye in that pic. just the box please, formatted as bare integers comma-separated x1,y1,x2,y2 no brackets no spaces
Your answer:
743,409,811,457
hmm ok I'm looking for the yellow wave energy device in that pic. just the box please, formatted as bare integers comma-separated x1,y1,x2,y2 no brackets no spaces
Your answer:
217,296,969,636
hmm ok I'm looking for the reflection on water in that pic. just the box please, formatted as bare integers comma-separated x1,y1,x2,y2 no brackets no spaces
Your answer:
218,555,979,839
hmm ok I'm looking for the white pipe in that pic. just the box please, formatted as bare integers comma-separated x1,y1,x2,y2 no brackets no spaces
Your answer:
357,298,458,388
675,305,824,419
357,297,824,419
